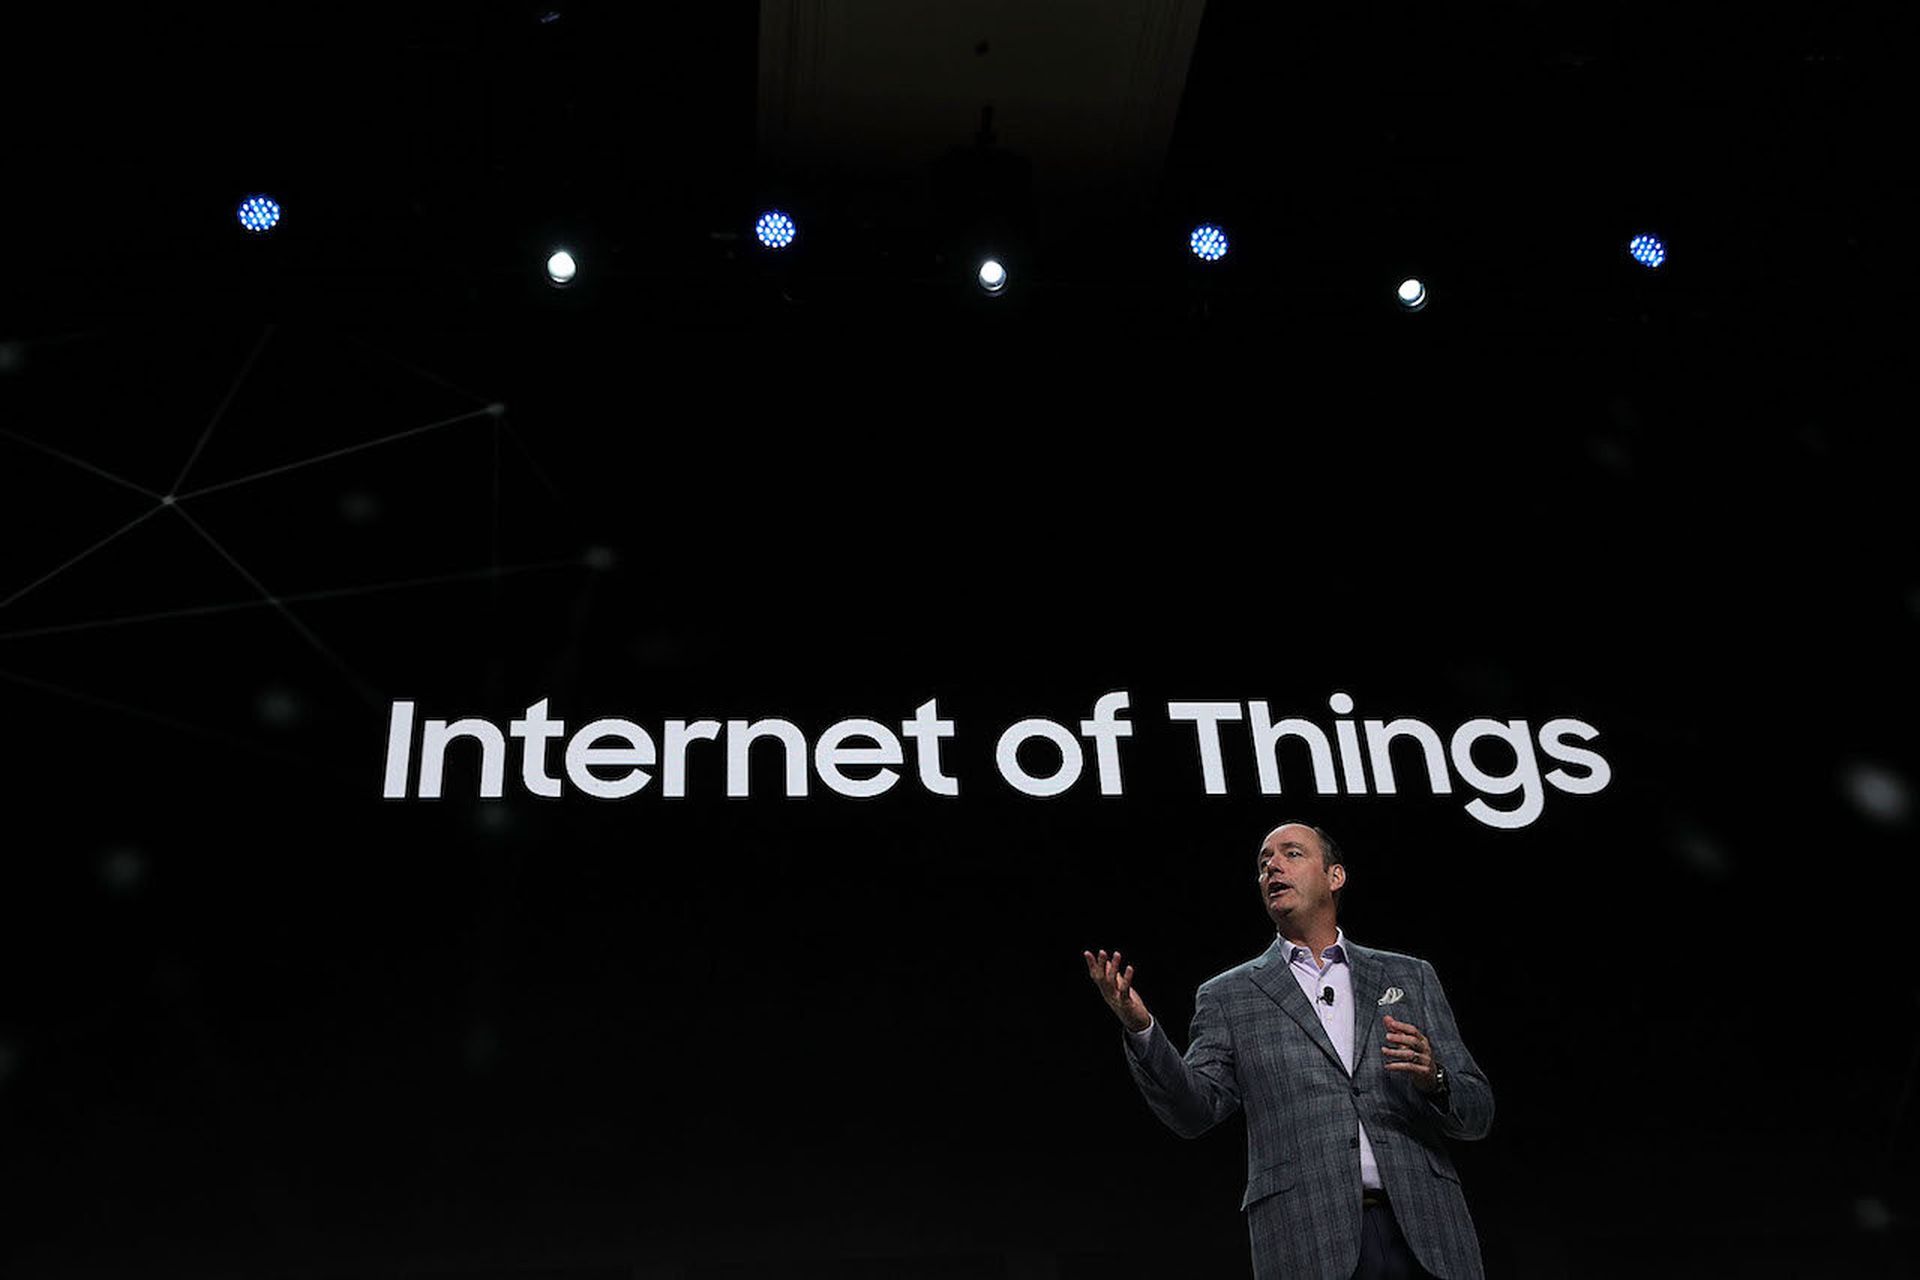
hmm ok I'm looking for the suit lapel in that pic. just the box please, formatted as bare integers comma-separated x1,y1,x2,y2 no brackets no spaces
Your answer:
1345,939,1384,1077
1247,936,1347,1076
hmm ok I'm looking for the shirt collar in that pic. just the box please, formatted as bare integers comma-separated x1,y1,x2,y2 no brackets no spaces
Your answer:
1278,924,1347,966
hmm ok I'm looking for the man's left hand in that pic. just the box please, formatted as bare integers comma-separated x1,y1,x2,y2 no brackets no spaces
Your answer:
1381,1014,1442,1093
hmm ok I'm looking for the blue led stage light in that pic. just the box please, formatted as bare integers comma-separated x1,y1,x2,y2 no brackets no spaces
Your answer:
1628,234,1667,268
1189,224,1229,262
755,211,797,250
237,195,281,233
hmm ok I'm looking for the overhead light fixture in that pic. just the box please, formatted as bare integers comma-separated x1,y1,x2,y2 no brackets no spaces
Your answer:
754,210,797,250
236,195,281,234
1188,224,1229,262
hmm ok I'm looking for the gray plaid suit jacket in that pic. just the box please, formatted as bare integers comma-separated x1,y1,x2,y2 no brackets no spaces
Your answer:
1123,936,1492,1280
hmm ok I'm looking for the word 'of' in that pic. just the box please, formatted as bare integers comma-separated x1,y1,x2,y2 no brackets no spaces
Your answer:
382,692,1610,829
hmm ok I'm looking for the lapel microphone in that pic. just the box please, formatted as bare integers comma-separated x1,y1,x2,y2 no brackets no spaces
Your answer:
1320,986,1335,1006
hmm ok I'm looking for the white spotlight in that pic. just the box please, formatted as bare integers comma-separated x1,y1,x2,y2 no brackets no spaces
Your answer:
1396,277,1427,311
546,250,577,287
977,259,1007,294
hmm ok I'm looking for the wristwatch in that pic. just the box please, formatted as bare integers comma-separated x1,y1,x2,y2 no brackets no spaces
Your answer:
1428,1062,1450,1101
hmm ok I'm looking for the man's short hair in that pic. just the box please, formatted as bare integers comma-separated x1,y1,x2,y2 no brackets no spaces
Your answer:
1312,825,1346,912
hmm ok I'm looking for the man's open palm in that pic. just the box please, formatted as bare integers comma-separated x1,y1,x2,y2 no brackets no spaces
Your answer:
1084,948,1153,1033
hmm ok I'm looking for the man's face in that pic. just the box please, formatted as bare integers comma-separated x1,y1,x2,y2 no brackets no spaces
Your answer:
1256,824,1343,928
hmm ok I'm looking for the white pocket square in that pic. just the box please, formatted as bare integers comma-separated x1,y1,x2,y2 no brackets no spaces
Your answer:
1377,987,1404,1005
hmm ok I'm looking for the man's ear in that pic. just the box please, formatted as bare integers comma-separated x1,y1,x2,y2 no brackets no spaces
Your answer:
1330,863,1345,893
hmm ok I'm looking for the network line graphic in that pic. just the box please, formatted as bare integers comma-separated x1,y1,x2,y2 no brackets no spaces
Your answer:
0,327,602,752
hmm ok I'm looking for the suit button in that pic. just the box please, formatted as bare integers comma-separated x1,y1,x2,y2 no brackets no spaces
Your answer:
1351,1085,1361,1096
1349,1138,1359,1148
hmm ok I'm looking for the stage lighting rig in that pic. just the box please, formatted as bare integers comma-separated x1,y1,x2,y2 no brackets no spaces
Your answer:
754,210,798,250
236,195,281,234
1189,224,1229,262
933,105,1033,302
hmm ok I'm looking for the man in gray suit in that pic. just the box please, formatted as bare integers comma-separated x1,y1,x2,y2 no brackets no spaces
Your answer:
1084,822,1492,1280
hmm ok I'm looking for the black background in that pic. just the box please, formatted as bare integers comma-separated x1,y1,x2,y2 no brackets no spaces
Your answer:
0,3,1910,1277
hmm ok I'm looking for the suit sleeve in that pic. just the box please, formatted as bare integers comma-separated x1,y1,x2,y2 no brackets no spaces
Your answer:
1418,958,1494,1141
1120,983,1242,1138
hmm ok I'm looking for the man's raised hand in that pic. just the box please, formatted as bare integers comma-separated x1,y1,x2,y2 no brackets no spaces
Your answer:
1381,1014,1443,1093
1083,948,1153,1033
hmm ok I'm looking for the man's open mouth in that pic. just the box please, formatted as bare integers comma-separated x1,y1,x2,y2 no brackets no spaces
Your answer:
1267,884,1291,899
